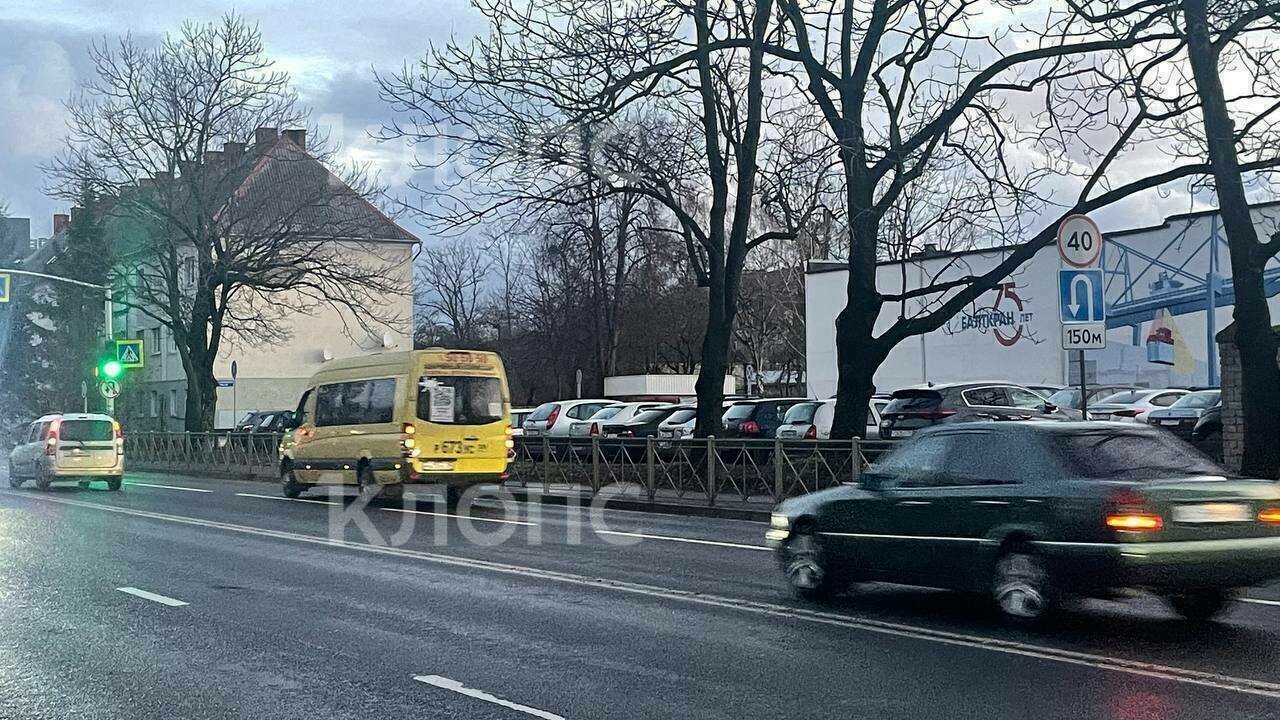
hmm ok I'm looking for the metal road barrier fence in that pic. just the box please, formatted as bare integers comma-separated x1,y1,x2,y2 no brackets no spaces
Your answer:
128,432,283,479
124,431,901,505
507,436,900,506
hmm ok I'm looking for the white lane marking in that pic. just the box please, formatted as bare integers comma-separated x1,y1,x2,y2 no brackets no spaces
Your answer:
380,506,536,527
116,587,188,607
1242,598,1280,607
236,492,337,506
414,675,565,720
124,482,212,493
596,529,768,551
8,490,1280,699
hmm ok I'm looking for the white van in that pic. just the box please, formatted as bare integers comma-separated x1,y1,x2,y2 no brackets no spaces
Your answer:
8,413,124,490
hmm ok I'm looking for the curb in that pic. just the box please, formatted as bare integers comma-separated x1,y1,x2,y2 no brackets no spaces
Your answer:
502,489,771,522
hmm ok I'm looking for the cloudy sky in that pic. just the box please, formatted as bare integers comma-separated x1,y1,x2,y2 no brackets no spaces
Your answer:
0,0,485,237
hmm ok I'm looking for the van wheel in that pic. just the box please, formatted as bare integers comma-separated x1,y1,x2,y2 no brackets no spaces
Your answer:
281,464,305,499
106,476,122,491
7,461,22,488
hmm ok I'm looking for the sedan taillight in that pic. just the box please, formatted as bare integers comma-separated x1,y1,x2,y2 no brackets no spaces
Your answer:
1259,508,1280,525
1106,513,1163,531
1111,409,1141,418
740,420,760,435
804,425,817,440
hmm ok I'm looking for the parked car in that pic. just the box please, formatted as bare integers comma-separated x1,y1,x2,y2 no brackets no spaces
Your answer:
722,398,808,440
569,402,663,438
776,396,889,441
1145,389,1221,441
600,405,684,439
766,421,1280,623
8,413,124,491
1087,388,1189,423
878,382,1076,439
234,410,291,433
1192,403,1223,461
509,407,535,438
656,406,699,447
1047,385,1138,412
522,399,618,438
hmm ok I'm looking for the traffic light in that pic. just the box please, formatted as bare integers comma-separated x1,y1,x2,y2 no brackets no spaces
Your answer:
100,359,123,379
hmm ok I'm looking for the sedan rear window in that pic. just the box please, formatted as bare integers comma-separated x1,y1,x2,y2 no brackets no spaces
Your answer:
1051,430,1223,479
527,403,557,422
724,404,756,420
1095,390,1145,404
783,402,821,424
632,408,675,424
60,420,113,442
666,408,696,424
884,391,943,415
590,406,623,421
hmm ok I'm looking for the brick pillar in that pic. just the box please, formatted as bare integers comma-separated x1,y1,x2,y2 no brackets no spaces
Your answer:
1215,323,1280,473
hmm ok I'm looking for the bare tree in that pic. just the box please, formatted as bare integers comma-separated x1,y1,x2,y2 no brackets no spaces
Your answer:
379,0,795,435
768,0,1280,437
45,15,410,430
416,237,491,347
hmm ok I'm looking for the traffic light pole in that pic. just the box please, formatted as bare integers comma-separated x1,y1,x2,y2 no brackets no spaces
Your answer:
0,267,114,413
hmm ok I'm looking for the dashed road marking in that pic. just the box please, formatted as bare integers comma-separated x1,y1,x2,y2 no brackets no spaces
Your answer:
414,675,565,719
380,505,536,526
235,492,337,506
117,587,188,607
1242,598,1280,607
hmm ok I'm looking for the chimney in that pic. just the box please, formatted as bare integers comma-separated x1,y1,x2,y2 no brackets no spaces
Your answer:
53,214,70,235
203,150,223,166
70,206,84,227
223,141,246,160
281,129,307,151
255,127,279,150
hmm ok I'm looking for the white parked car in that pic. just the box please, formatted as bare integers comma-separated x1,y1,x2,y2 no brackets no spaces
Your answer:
8,413,124,490
775,397,890,440
656,406,699,447
1088,388,1190,423
522,399,618,438
510,407,536,438
569,402,664,437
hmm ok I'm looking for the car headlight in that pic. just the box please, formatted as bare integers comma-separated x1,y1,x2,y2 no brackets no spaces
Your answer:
770,513,790,530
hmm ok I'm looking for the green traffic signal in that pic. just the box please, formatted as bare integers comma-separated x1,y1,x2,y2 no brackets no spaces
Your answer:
101,359,123,379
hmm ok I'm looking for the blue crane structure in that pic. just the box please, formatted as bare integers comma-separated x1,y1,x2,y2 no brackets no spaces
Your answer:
1101,214,1280,387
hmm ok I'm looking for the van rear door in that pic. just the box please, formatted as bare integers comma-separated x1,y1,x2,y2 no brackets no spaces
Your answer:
416,372,508,473
57,420,117,469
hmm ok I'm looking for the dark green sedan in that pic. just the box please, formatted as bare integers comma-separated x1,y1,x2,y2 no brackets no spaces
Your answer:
766,422,1280,623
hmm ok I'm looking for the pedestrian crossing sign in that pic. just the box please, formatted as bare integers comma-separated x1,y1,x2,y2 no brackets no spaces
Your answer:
116,338,144,368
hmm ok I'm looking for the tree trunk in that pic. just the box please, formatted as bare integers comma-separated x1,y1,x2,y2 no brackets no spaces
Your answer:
1184,0,1280,477
184,350,218,432
831,190,884,439
694,267,734,436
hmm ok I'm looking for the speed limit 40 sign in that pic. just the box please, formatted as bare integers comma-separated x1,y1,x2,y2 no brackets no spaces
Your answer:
1057,214,1103,268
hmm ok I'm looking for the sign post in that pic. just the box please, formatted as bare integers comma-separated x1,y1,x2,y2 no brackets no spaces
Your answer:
1057,215,1105,417
81,380,88,413
231,360,239,430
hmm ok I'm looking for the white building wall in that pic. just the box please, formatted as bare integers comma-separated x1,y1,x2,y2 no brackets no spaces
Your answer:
806,205,1280,398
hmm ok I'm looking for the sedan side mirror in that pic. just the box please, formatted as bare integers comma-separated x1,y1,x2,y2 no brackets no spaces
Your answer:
282,411,301,430
1041,402,1057,414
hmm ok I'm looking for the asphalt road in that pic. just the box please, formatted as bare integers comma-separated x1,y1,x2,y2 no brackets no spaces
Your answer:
2,471,1280,719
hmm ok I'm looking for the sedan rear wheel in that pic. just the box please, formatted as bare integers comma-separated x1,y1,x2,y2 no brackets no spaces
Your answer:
993,549,1052,623
782,528,840,601
1166,590,1229,623
7,461,22,488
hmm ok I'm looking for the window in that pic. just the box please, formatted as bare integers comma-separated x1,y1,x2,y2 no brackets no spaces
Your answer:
1051,429,1222,479
783,402,821,425
723,403,756,421
1007,388,1047,410
962,387,1007,407
150,327,161,355
294,389,314,426
873,433,951,486
572,403,610,420
527,402,558,422
181,256,198,288
1172,391,1220,409
666,408,697,424
150,391,159,417
26,423,39,443
61,420,113,442
1151,393,1182,407
416,376,503,425
589,406,623,422
942,431,1029,485
167,330,177,354
631,408,674,424
316,378,396,427
169,389,179,417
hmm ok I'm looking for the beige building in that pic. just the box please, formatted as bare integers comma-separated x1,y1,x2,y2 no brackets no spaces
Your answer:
109,127,418,430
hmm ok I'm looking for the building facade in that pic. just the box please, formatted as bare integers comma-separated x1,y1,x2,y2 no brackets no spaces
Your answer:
806,204,1280,397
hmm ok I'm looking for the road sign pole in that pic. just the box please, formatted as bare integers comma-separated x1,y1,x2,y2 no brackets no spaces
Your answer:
104,289,114,416
1078,350,1088,421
